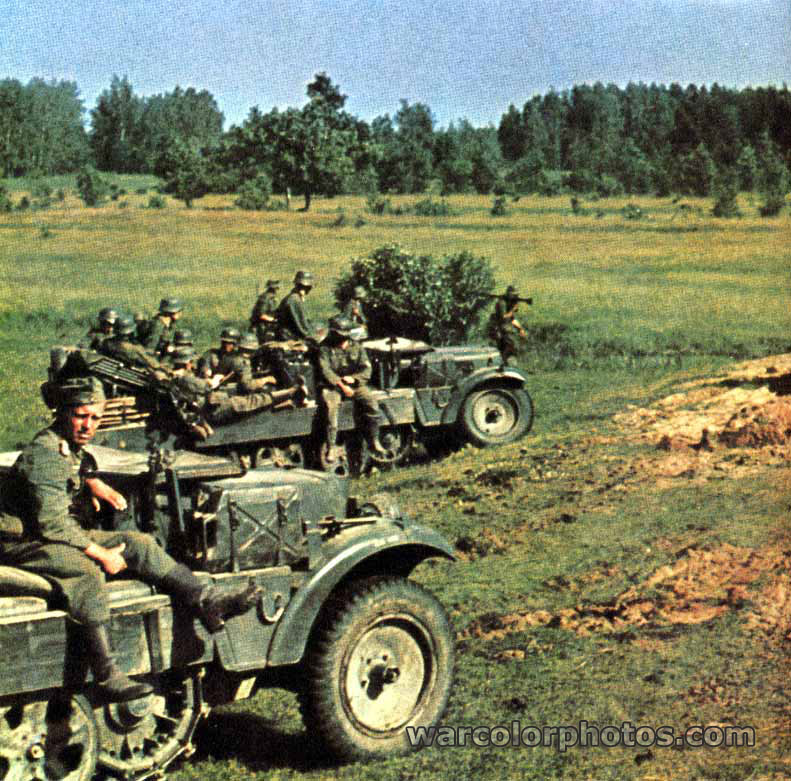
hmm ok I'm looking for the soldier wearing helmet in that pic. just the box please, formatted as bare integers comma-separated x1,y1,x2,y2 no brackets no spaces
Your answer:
0,375,261,703
486,285,528,365
81,307,118,351
342,285,368,328
141,297,184,357
317,315,387,463
276,270,319,342
197,327,241,379
250,279,281,344
101,314,169,375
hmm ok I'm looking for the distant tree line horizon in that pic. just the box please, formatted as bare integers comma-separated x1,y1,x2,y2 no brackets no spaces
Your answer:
0,73,789,211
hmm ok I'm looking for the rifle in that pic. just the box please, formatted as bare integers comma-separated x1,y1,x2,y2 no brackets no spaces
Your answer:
486,293,533,305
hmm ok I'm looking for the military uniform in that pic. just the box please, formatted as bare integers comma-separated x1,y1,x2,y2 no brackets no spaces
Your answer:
487,298,523,364
276,291,317,341
81,328,112,352
102,336,167,374
317,339,380,451
250,291,279,343
143,316,175,357
0,426,177,625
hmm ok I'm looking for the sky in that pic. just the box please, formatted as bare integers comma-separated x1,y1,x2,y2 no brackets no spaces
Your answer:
1,0,788,129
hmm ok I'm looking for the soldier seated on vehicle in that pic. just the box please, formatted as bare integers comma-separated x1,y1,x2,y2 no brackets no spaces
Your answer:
0,376,262,703
80,307,118,351
317,316,388,464
163,329,194,368
250,279,280,344
197,327,241,380
101,313,171,377
486,285,528,366
276,270,322,344
139,297,184,358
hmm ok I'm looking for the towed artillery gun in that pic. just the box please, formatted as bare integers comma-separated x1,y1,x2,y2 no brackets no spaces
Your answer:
0,443,455,780
51,336,533,475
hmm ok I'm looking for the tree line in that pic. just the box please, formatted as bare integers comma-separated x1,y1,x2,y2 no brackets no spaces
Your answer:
1,73,789,211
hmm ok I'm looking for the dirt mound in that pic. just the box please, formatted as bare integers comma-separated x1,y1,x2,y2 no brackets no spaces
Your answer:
463,544,791,643
615,354,791,455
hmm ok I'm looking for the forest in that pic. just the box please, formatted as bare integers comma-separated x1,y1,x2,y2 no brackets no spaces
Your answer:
1,73,789,211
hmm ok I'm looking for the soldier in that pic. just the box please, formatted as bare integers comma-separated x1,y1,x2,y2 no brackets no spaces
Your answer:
343,286,368,328
197,327,241,379
317,316,387,463
250,279,280,344
141,298,184,357
276,271,319,342
82,307,118,351
0,376,261,703
162,329,194,369
101,314,170,376
487,286,528,365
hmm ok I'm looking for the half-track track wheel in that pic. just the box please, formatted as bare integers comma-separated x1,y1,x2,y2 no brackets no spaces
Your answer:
0,692,98,781
95,670,205,780
299,577,454,761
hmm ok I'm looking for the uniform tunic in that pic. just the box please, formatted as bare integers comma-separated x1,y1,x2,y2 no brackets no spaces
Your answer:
487,299,522,363
276,291,316,341
0,427,177,625
317,341,380,431
101,337,166,373
250,292,279,343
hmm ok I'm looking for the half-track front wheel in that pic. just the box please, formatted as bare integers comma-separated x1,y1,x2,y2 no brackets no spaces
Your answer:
460,386,533,447
300,577,454,761
0,693,98,781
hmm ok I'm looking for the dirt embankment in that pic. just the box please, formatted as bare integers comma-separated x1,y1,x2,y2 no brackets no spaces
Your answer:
463,354,791,646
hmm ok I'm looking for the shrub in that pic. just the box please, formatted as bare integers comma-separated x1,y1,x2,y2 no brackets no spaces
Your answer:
55,188,66,202
490,196,508,216
365,192,391,215
16,196,30,211
334,244,495,344
595,174,624,198
711,169,742,218
413,197,454,217
234,174,272,210
570,197,585,215
30,180,52,199
76,167,108,207
536,169,564,196
622,203,644,220
759,194,786,217
0,186,12,213
146,194,166,209
135,187,148,195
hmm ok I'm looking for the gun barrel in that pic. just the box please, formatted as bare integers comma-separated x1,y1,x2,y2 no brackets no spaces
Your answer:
486,294,533,305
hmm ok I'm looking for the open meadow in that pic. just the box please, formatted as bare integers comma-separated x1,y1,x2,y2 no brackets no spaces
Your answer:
0,180,789,779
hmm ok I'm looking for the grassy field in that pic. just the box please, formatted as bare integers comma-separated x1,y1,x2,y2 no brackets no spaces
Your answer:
0,179,789,779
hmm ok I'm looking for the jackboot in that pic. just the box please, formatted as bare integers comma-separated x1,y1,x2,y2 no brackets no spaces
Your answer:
85,623,154,703
365,414,389,457
160,564,263,633
324,424,338,464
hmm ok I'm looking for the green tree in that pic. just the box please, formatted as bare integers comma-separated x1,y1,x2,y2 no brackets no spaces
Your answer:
161,141,211,207
735,145,759,191
90,76,144,172
76,166,109,207
675,143,716,196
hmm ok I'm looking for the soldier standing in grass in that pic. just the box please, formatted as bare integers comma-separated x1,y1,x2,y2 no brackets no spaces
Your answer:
0,376,261,703
487,285,528,365
317,316,387,463
250,279,280,344
276,271,320,342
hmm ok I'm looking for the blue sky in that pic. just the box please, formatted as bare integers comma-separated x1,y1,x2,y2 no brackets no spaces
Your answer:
1,0,788,129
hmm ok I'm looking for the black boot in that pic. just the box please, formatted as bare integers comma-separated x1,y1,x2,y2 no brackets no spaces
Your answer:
160,564,263,633
85,624,154,703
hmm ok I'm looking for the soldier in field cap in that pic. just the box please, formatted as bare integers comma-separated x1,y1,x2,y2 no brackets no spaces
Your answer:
0,375,261,703
250,279,281,344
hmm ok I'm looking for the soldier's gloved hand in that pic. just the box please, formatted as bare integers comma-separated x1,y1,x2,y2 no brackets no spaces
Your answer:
85,478,128,512
85,542,127,575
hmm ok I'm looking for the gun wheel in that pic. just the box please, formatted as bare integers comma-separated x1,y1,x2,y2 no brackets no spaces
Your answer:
95,671,204,780
0,693,98,781
300,577,453,761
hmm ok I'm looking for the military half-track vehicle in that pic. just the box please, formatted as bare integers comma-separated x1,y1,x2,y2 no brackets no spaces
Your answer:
55,337,533,475
0,444,455,780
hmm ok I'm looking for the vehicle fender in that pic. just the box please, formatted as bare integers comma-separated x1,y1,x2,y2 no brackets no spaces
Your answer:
440,367,530,426
266,521,454,666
